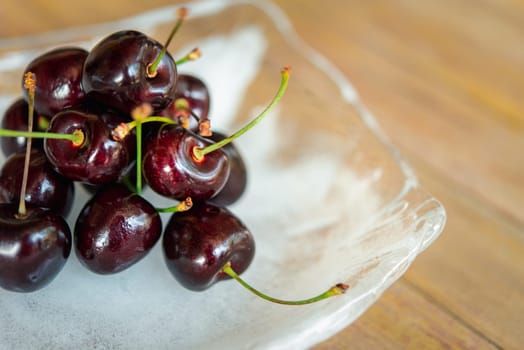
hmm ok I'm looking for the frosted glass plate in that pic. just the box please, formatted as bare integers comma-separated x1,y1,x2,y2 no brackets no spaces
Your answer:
0,1,446,349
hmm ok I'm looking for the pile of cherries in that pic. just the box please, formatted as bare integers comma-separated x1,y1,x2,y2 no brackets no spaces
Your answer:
0,9,347,305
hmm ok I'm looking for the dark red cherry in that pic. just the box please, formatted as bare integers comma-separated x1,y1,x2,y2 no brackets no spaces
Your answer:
0,203,71,292
163,202,255,291
0,150,75,217
74,184,162,274
144,67,291,202
22,47,88,117
142,124,230,202
161,74,210,130
208,131,247,206
1,98,43,157
44,109,136,184
82,30,177,115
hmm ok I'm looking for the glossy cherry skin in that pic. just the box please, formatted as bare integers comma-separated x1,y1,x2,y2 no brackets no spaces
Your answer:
82,30,177,115
161,74,210,130
1,98,43,157
74,184,162,274
23,47,88,117
0,203,71,292
142,125,230,202
163,202,255,291
44,109,136,184
0,150,75,217
208,132,247,206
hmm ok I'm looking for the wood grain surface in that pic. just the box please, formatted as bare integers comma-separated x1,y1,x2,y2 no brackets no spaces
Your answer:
0,1,522,349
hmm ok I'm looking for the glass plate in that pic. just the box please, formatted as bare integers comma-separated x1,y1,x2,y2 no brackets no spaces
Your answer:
0,1,446,349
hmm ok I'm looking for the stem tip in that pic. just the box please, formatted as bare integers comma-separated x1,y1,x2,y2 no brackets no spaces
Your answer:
199,120,212,137
23,72,36,93
72,129,85,147
332,283,349,295
281,65,292,76
177,6,188,18
112,123,130,141
131,103,153,121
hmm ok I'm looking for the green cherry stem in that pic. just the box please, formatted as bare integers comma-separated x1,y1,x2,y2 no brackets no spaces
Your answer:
175,47,201,66
147,7,188,78
0,129,84,144
113,103,181,195
222,262,349,305
130,116,178,129
192,65,291,161
156,197,193,213
112,116,177,141
135,121,143,195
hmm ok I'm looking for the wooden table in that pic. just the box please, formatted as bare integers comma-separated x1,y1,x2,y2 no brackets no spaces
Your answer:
1,1,522,349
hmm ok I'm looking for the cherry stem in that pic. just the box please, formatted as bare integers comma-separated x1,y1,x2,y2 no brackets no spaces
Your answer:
0,129,84,145
193,66,291,161
147,7,188,77
17,72,37,217
130,116,177,129
114,103,181,195
172,98,211,136
113,116,178,141
156,197,193,213
135,121,143,195
222,262,349,305
175,47,201,66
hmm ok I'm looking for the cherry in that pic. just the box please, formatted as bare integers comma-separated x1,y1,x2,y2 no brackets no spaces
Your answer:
207,131,247,206
0,204,72,292
162,202,255,291
142,66,290,202
142,124,230,202
74,184,162,274
44,109,136,184
1,98,45,157
22,47,88,117
81,8,193,117
82,29,177,115
0,149,75,217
